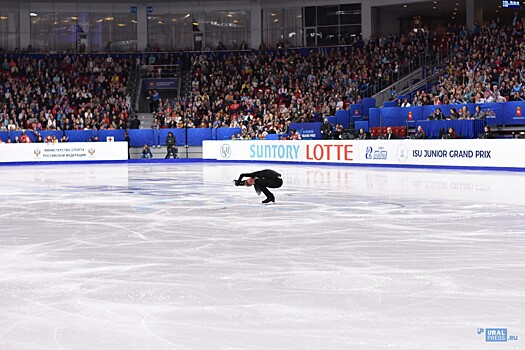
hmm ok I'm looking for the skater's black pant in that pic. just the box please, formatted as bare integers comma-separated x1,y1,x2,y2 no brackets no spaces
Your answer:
255,178,283,200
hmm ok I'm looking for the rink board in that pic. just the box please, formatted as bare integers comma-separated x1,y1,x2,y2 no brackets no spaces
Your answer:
203,139,525,170
0,142,128,163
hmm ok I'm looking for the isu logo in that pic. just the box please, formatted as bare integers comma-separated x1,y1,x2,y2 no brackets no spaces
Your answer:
34,149,42,158
88,148,96,156
397,144,408,162
516,106,522,117
220,144,232,159
408,111,413,120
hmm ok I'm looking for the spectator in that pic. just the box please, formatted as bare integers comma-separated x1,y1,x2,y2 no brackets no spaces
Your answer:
415,125,426,139
473,105,486,121
141,144,153,159
428,107,444,120
357,128,369,140
479,125,493,139
129,115,141,129
383,127,399,140
459,106,472,120
165,131,178,159
321,118,334,140
445,127,457,139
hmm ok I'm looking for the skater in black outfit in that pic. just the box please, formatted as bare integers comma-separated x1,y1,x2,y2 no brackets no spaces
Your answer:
235,169,283,203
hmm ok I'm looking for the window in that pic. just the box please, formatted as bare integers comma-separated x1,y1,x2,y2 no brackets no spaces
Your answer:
0,12,19,51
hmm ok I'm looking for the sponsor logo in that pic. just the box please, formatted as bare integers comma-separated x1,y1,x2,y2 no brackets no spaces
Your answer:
365,146,387,160
220,144,232,159
88,148,96,157
34,149,42,158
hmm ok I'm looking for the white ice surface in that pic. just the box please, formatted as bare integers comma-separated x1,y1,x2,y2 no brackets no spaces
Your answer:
0,162,524,349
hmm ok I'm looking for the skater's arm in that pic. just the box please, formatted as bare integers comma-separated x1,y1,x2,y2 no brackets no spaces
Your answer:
237,173,254,182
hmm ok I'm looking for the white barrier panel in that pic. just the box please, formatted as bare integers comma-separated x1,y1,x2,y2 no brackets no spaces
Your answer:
203,139,525,169
0,142,128,163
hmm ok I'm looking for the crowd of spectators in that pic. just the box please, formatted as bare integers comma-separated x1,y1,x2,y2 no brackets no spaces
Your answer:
149,32,436,139
0,54,133,135
402,14,525,109
2,14,524,142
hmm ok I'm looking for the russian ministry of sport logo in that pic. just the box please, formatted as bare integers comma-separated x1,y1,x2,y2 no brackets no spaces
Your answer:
477,327,519,342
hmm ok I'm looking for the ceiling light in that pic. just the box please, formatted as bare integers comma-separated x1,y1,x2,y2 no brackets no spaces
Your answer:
105,17,114,21
433,6,437,9
227,14,233,17
96,19,104,23
270,13,276,16
30,12,38,17
158,21,163,24
273,19,279,22
403,4,408,8
452,16,455,19
117,23,126,27
192,22,199,25
0,16,8,20
131,20,137,23
71,16,78,20
172,18,177,22
454,8,458,11
184,13,190,19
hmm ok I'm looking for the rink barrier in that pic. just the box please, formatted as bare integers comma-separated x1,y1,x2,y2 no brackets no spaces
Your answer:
202,139,525,171
0,142,128,163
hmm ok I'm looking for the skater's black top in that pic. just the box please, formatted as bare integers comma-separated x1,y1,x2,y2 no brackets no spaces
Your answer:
237,169,281,182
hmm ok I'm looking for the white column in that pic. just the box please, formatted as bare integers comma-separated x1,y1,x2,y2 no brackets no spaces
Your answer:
137,4,148,51
19,2,30,49
250,0,262,50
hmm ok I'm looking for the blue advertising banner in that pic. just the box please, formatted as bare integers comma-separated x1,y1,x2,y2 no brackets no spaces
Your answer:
290,122,321,140
142,78,179,90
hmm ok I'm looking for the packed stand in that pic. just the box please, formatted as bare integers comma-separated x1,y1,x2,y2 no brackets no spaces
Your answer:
0,54,132,141
149,33,435,139
406,17,525,112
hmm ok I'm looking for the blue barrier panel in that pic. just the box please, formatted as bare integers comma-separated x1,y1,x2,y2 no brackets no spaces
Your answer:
349,104,363,117
335,112,351,128
291,122,321,139
326,116,337,127
355,121,369,132
129,129,154,147
372,107,403,127
64,130,93,142
96,130,126,142
479,102,504,125
216,128,242,141
188,128,212,145
266,134,279,140
400,106,424,122
0,131,21,142
502,101,525,125
416,120,485,139
362,98,376,116
383,101,398,107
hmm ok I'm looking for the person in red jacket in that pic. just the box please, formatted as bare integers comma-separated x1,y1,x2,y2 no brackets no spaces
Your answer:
20,131,32,143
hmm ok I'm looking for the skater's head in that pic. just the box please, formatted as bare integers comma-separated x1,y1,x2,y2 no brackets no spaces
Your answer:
245,177,256,186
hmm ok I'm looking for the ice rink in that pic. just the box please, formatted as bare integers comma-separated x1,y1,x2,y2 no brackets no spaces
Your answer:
0,162,524,349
